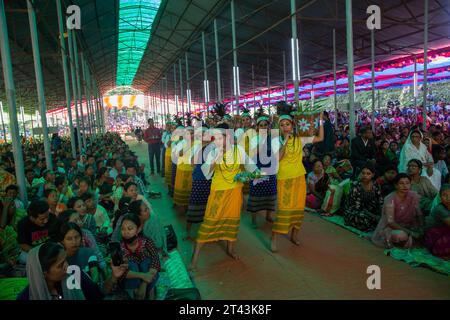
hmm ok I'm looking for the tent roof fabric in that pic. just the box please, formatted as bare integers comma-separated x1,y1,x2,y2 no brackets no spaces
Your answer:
1,0,450,113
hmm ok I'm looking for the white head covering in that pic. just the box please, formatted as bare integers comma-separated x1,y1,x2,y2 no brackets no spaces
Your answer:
398,130,433,173
26,244,85,300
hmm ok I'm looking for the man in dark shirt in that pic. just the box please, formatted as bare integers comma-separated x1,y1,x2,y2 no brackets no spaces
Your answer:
17,200,56,264
143,118,162,175
351,126,376,175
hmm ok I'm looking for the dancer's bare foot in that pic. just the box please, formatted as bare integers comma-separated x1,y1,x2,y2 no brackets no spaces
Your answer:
270,238,278,253
227,249,240,260
183,234,193,241
290,233,300,246
188,263,198,272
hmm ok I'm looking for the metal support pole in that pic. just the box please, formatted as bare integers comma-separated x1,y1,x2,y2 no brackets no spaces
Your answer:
20,105,26,139
30,107,34,139
72,32,87,149
174,64,178,115
267,58,271,110
91,75,100,136
345,0,356,139
56,0,76,157
291,0,300,108
159,80,163,127
231,0,240,115
185,52,191,113
333,28,338,130
80,53,93,138
422,0,428,131
214,19,222,102
252,65,255,106
0,0,27,203
202,32,210,116
413,58,418,124
165,76,169,122
179,58,185,121
371,29,376,133
68,29,83,151
283,51,287,101
0,101,6,141
27,0,52,170
85,61,95,137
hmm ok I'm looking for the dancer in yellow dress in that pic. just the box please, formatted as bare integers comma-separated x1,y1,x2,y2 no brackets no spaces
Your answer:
163,120,175,194
173,116,194,214
189,123,257,270
271,103,324,252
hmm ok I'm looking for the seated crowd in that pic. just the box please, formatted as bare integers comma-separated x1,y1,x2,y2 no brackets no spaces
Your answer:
0,133,165,300
1,105,450,300
303,107,450,260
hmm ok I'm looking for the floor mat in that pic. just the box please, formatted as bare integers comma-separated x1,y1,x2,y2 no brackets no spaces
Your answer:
156,250,194,300
306,209,450,276
0,277,28,300
385,248,450,276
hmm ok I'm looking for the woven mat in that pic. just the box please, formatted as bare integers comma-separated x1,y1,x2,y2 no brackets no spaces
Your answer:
156,250,194,300
385,248,450,276
306,209,450,276
0,277,28,300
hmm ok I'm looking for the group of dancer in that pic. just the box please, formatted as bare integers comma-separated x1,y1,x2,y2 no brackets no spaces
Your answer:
156,103,324,270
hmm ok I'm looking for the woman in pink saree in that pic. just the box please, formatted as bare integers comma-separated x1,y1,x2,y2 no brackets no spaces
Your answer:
372,173,424,249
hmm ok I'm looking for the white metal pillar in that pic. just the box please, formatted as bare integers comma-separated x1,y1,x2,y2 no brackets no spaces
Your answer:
333,28,338,130
56,0,76,157
68,29,83,151
345,0,356,139
371,29,376,133
422,0,429,131
27,0,52,169
0,0,27,203
214,19,222,102
291,0,300,108
231,0,240,115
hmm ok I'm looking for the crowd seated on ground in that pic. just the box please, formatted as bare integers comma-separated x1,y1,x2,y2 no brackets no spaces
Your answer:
298,106,450,260
1,104,450,301
0,133,163,299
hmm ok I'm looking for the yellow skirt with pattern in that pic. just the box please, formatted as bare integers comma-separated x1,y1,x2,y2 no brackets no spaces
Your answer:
272,175,306,235
173,167,193,206
164,147,172,186
196,186,243,243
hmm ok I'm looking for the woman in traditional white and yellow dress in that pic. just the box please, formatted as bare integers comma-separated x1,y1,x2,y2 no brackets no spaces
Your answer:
169,116,184,198
247,107,277,227
189,122,257,270
271,103,324,252
172,116,194,214
235,108,257,198
163,120,175,194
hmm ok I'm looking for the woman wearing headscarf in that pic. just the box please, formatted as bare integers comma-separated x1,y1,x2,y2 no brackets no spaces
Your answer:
398,130,434,173
17,242,127,300
270,103,324,252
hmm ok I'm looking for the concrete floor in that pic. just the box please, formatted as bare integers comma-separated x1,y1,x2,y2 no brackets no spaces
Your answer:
129,139,450,300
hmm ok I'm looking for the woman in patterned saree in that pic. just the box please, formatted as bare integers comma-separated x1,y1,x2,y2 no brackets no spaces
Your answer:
343,163,384,232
